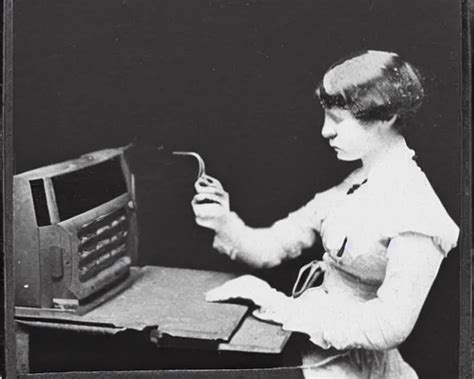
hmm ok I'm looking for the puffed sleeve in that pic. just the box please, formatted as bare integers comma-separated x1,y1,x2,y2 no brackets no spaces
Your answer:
381,167,459,256
279,233,447,350
212,172,356,268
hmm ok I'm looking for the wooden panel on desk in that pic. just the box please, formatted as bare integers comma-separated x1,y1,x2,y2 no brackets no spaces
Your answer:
219,316,291,354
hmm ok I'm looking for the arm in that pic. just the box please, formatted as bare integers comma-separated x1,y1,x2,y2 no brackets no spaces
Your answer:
210,202,320,268
192,175,337,268
205,233,444,350
281,233,444,350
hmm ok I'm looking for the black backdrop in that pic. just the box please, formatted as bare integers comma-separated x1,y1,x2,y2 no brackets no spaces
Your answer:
14,0,461,377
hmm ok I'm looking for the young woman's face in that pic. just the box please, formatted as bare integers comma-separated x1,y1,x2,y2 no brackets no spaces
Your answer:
321,107,381,161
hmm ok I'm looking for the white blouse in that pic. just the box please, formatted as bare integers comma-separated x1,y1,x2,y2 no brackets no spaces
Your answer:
210,140,459,378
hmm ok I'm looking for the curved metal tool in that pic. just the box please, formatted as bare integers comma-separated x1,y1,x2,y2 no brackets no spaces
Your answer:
172,151,206,179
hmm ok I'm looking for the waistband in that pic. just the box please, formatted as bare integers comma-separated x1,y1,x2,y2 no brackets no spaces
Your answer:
322,253,380,301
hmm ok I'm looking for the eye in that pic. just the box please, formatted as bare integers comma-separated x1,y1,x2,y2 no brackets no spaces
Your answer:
326,110,344,123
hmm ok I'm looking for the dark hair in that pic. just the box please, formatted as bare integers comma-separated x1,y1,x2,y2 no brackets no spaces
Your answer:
315,50,424,131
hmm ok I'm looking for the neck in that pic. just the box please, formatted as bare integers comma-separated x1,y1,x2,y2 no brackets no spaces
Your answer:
360,132,406,175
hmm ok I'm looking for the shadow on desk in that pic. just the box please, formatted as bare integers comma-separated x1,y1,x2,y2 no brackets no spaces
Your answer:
27,327,305,377
15,266,301,376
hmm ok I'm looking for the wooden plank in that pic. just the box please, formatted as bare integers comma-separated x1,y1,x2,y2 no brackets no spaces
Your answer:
219,316,291,354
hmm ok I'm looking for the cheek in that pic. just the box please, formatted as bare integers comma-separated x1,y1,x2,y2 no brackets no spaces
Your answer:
337,124,372,153
337,122,364,142
352,129,372,146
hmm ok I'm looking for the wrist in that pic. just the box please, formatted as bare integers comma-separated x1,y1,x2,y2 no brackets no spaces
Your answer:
213,211,239,234
212,211,245,260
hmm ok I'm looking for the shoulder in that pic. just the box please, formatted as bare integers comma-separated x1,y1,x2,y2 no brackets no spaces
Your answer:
381,161,459,256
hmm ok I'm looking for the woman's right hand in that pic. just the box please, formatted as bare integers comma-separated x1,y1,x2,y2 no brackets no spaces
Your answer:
192,174,231,231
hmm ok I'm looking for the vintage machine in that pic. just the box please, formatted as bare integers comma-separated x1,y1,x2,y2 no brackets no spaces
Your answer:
14,146,139,312
13,146,291,360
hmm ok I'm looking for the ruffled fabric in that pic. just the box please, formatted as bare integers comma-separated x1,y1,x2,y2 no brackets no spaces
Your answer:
299,348,417,379
379,165,459,256
359,140,459,256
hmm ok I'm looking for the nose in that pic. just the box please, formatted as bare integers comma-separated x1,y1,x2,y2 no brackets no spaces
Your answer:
321,118,337,139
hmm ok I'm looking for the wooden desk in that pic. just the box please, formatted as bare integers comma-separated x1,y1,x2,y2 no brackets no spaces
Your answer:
15,266,291,374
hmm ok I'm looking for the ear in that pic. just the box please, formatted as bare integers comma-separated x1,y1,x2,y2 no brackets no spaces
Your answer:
380,115,397,130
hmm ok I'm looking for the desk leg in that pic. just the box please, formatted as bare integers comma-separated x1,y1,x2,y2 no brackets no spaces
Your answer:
16,323,30,374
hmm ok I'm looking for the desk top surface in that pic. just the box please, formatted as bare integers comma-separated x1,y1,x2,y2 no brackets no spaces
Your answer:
17,266,248,341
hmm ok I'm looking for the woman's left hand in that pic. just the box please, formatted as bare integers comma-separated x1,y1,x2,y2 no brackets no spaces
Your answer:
205,275,271,304
205,275,291,323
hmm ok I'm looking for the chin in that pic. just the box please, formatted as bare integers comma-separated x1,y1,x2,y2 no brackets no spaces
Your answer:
336,151,359,161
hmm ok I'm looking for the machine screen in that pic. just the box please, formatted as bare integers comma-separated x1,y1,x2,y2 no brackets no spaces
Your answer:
52,157,128,221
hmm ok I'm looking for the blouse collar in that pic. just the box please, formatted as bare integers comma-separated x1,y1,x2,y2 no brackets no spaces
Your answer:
362,138,417,182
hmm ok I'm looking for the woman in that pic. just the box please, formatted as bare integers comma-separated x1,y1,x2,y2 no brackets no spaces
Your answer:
191,50,459,378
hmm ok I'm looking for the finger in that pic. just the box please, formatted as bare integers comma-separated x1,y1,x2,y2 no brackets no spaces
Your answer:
192,192,225,203
192,193,223,204
202,174,218,183
252,308,268,319
195,179,210,192
252,308,279,323
194,184,226,196
195,175,215,187
195,179,224,193
202,175,224,190
194,215,218,228
196,176,222,189
192,204,225,219
192,201,223,211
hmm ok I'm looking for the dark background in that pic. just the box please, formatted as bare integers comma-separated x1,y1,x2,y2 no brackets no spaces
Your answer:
13,0,462,377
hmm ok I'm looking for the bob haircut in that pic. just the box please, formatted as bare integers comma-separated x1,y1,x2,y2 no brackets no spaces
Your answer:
315,50,425,131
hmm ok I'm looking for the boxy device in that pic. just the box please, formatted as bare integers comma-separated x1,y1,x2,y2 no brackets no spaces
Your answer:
14,147,138,312
13,146,292,355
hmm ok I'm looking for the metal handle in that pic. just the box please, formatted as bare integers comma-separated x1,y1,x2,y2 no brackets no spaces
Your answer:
172,151,206,179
